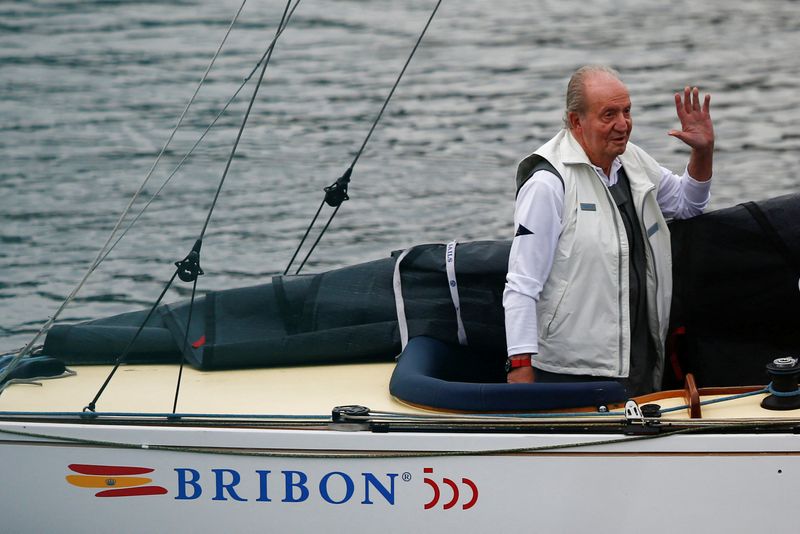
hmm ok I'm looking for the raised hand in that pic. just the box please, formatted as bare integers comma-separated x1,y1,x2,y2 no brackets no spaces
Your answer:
668,86,714,151
668,86,714,181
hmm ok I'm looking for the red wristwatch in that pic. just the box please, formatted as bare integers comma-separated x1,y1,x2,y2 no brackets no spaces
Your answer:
505,356,532,373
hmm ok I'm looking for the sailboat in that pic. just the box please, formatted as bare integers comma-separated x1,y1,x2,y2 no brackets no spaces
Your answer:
1,1,799,532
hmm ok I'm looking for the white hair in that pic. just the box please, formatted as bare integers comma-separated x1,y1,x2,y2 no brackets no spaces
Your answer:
563,65,622,128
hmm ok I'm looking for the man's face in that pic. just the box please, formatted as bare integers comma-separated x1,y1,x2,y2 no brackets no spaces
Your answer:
569,73,632,170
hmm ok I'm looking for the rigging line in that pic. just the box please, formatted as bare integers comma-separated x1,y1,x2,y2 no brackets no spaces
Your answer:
95,73,251,268
0,1,248,388
283,198,326,275
294,204,341,275
284,0,442,275
95,0,249,267
83,270,180,413
349,0,442,170
171,276,199,414
172,1,294,413
95,2,305,269
85,0,296,413
198,0,298,240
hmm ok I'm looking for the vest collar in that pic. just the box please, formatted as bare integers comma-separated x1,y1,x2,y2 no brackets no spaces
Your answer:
559,129,630,179
558,129,655,195
558,129,595,167
619,146,657,197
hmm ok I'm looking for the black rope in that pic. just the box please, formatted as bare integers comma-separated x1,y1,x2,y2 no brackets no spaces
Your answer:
283,198,325,275
171,1,294,413
284,0,442,275
281,166,351,275
94,0,304,272
199,0,294,240
294,204,342,275
85,1,296,413
84,270,179,413
0,1,251,391
172,275,199,414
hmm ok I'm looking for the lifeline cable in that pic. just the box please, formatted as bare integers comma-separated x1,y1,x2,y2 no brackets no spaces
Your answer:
84,0,297,412
283,0,443,276
0,0,248,387
2,420,797,460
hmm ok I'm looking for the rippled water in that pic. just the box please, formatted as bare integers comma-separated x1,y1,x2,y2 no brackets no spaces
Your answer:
1,0,799,351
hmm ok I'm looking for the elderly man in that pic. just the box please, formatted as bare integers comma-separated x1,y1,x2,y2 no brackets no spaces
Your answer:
503,65,714,395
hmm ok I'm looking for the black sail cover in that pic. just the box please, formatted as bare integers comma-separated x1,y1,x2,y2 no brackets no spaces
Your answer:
43,193,800,386
668,193,800,386
44,241,509,369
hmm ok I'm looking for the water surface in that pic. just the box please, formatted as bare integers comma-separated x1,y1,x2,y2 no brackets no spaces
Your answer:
1,0,798,350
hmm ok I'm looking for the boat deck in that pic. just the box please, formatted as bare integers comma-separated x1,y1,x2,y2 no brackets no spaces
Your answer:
0,362,413,415
2,362,799,422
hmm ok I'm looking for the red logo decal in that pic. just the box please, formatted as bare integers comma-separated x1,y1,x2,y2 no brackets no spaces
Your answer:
66,464,167,498
423,467,478,510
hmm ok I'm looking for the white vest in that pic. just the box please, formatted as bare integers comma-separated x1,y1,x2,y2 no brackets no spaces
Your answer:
517,130,672,384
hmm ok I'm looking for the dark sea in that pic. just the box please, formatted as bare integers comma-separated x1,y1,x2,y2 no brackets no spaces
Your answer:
1,0,799,352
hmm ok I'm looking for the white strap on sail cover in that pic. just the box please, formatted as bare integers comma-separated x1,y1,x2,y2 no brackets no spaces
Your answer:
393,246,415,350
445,240,468,346
393,241,469,350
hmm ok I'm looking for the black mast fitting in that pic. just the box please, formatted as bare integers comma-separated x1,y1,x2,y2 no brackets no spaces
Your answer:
323,167,352,207
175,239,205,283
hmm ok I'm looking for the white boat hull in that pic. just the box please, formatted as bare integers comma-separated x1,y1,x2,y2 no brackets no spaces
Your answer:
3,419,798,533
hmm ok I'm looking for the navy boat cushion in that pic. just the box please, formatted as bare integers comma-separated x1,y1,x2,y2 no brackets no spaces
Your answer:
389,336,628,412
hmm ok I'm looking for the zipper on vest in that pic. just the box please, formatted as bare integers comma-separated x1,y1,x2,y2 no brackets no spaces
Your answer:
639,186,658,296
639,185,663,364
594,170,626,375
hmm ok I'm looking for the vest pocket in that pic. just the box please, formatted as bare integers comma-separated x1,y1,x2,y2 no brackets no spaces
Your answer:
543,279,570,337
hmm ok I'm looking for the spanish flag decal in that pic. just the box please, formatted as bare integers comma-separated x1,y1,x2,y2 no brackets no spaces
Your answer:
66,464,167,497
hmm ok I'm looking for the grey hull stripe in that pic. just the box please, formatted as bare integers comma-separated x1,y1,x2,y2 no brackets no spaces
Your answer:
647,222,660,237
445,240,468,346
392,246,415,350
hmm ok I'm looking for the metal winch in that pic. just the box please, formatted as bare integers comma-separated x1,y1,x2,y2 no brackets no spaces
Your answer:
761,357,800,411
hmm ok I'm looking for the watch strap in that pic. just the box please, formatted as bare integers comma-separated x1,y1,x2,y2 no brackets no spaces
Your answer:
505,356,532,372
